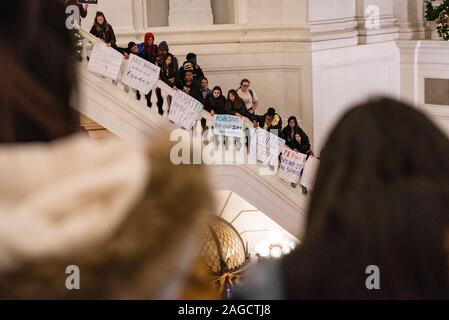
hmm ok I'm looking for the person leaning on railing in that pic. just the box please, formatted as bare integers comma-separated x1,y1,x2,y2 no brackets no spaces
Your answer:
89,11,117,50
252,107,283,136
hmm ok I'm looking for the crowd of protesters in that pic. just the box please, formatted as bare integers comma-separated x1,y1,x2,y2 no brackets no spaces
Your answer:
86,11,314,156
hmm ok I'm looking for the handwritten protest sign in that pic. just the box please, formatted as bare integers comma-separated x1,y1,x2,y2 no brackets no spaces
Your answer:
300,157,320,191
213,115,244,137
249,128,286,166
278,148,308,184
169,90,204,129
121,54,160,95
87,43,123,80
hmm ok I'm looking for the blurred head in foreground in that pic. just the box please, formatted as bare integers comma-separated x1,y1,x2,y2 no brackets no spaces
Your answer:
0,1,215,299
0,0,80,143
282,97,449,299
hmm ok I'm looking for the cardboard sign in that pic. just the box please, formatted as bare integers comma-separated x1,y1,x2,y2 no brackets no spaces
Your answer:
300,157,320,191
121,54,160,95
213,115,244,137
87,42,123,80
249,128,286,166
169,91,204,129
278,148,308,184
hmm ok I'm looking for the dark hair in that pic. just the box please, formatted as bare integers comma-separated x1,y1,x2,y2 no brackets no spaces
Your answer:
93,11,109,32
186,53,196,61
282,97,449,299
267,108,276,117
288,116,298,126
228,89,239,99
212,86,222,96
226,90,245,112
200,77,208,83
158,41,169,52
240,79,250,86
128,41,137,50
0,0,80,143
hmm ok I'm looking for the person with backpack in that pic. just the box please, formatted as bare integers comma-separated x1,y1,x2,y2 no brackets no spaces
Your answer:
237,79,259,115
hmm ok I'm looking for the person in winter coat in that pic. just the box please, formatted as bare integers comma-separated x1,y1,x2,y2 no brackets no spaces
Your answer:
290,132,313,155
177,70,202,102
204,86,226,115
156,41,179,71
89,11,117,49
137,32,158,64
281,116,312,154
225,90,252,121
159,53,178,88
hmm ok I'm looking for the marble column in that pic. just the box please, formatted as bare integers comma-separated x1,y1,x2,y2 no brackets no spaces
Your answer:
131,0,147,34
394,0,429,40
168,0,214,26
355,0,399,44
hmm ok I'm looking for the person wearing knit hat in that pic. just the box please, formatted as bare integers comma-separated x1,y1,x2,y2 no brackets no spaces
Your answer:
179,52,204,82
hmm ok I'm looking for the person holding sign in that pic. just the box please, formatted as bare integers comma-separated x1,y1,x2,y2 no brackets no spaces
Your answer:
89,12,117,50
225,90,252,121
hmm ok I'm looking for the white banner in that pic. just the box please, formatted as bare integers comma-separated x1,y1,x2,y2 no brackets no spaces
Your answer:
169,90,204,129
300,157,320,191
87,43,123,80
278,148,308,184
121,54,161,95
213,115,244,137
249,128,285,166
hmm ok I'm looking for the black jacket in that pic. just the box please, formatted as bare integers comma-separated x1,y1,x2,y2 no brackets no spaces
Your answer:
225,98,253,121
284,126,311,154
254,113,283,135
179,64,205,82
204,94,226,114
159,65,178,88
90,25,116,47
177,79,202,102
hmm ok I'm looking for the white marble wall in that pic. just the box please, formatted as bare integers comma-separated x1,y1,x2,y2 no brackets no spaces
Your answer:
168,0,213,26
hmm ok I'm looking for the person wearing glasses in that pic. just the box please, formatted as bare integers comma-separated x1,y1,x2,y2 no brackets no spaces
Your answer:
237,79,259,115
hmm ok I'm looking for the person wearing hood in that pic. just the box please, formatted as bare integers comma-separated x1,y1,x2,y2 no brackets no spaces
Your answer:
0,1,217,300
253,107,283,135
137,32,158,64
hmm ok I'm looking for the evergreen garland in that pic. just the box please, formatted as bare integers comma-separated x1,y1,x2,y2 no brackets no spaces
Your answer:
425,0,449,40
